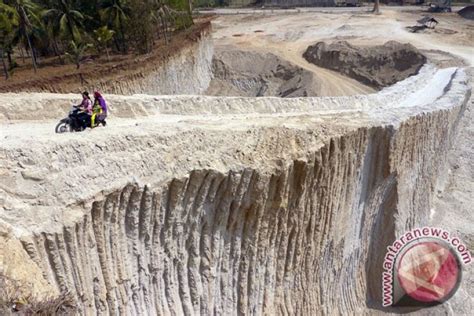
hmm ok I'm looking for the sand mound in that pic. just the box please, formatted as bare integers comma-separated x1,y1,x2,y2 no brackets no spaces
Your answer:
206,48,318,97
458,5,474,20
303,41,426,89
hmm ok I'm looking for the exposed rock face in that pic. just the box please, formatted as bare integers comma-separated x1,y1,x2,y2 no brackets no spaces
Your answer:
303,41,426,89
206,48,318,97
0,67,470,314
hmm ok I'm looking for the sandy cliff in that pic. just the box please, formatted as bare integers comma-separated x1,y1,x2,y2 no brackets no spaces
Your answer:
0,65,470,314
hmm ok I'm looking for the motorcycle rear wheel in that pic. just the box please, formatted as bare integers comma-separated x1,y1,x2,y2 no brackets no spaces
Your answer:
55,121,70,133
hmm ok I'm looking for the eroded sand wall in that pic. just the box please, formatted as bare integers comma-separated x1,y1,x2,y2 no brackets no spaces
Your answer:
89,33,214,95
15,109,465,314
0,68,470,314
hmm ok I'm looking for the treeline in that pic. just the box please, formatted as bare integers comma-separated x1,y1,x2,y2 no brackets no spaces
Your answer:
0,0,194,79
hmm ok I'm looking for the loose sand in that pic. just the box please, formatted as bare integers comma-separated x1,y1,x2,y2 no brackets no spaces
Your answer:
303,40,426,89
206,47,319,97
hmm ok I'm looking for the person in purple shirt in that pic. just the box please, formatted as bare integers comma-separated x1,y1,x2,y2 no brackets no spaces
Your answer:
92,91,108,127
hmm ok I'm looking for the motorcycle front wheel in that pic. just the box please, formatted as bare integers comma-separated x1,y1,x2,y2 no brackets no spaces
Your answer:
55,121,70,133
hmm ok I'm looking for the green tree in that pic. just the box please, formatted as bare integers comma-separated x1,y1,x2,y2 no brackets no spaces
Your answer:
43,0,85,42
42,11,63,63
127,0,155,53
93,26,114,61
65,40,91,69
99,0,129,53
4,0,42,72
151,0,171,44
75,0,101,32
165,0,193,30
0,3,19,79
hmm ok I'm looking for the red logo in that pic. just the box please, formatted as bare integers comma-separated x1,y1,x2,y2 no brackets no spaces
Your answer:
397,241,461,303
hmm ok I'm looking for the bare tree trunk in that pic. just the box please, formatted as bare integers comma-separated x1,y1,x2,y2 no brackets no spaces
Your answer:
119,15,128,53
20,7,37,72
26,35,37,73
188,0,193,15
156,18,161,40
7,51,12,68
53,39,64,64
160,15,169,44
113,37,121,52
373,0,380,14
1,49,9,80
105,47,110,61
32,47,39,66
20,46,25,63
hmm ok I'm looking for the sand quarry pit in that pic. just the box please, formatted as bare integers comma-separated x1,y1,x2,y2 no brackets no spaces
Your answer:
206,48,318,97
0,6,473,315
206,40,427,98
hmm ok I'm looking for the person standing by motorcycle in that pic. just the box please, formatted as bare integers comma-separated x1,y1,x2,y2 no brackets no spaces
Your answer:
92,91,108,127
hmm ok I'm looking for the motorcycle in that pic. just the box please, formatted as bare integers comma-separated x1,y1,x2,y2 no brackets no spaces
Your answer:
55,105,106,133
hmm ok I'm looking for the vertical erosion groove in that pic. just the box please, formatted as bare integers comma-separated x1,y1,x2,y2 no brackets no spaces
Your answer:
18,109,462,314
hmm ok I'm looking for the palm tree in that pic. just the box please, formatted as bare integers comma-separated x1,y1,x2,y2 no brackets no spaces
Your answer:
93,26,114,61
4,0,42,72
99,0,129,53
150,0,171,44
43,13,63,63
0,3,19,79
65,40,91,69
43,0,85,42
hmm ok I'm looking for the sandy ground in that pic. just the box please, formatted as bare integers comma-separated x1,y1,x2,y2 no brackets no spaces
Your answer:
1,7,472,243
208,7,474,314
0,6,472,313
210,7,474,312
209,7,473,230
210,8,474,314
210,7,473,95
